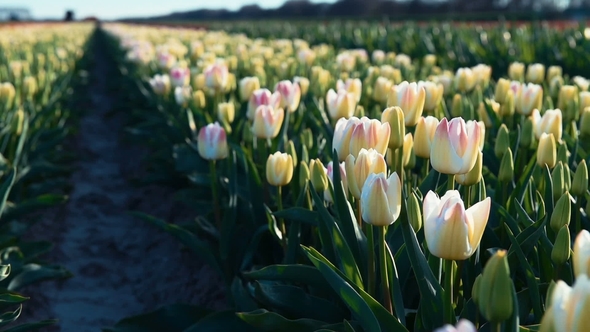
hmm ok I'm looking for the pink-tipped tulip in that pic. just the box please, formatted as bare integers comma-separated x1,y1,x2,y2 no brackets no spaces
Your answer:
149,74,170,95
348,117,391,158
531,109,563,142
326,89,356,121
197,122,228,160
332,117,362,161
430,118,482,175
247,88,281,120
275,80,302,112
170,66,190,87
345,148,387,199
337,78,362,103
414,116,440,158
387,81,426,126
360,172,402,226
423,190,491,260
204,63,229,92
252,105,284,139
516,83,543,116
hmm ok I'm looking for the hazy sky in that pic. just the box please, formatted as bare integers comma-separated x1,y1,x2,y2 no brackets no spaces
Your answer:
2,0,337,20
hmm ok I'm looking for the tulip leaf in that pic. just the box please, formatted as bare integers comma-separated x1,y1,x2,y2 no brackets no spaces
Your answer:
418,168,440,195
242,264,331,291
272,207,319,226
309,183,338,266
103,304,212,332
384,240,406,326
237,309,331,332
266,205,283,244
220,150,239,263
0,168,16,219
541,165,554,217
0,305,21,328
232,277,259,312
2,320,57,332
505,278,521,332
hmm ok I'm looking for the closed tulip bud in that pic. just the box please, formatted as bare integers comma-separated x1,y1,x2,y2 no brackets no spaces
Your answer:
478,99,500,128
418,81,444,112
472,64,492,88
239,76,261,102
454,67,476,92
402,133,414,168
407,191,422,233
574,230,590,278
414,116,439,158
348,117,391,158
456,150,483,186
275,80,302,112
516,83,543,116
526,63,545,84
494,78,511,104
301,128,313,150
266,152,294,187
520,117,534,149
424,190,491,260
310,158,328,192
500,89,515,117
333,117,361,161
324,161,347,203
326,89,356,121
252,105,284,139
472,274,482,307
12,108,24,136
197,122,228,160
247,89,281,120
430,117,482,175
549,76,564,100
285,140,298,167
22,76,37,98
337,78,362,103
508,62,525,81
552,226,571,266
192,73,206,91
149,74,171,95
451,94,463,118
558,85,578,112
355,105,365,118
581,108,590,138
299,161,311,188
204,63,229,92
537,133,557,169
574,76,590,91
373,77,393,103
192,90,206,109
494,124,510,159
541,275,590,332
360,172,402,226
572,160,588,197
498,148,514,183
381,106,405,150
372,50,386,64
310,66,330,96
217,102,235,124
345,148,387,199
478,250,514,323
532,109,563,142
550,193,572,232
580,92,590,116
387,81,425,126
547,66,562,83
294,76,310,96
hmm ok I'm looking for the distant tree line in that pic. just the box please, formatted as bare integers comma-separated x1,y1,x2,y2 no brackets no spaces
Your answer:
122,0,590,21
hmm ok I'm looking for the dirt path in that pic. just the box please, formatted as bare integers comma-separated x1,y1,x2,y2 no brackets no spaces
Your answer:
20,34,226,331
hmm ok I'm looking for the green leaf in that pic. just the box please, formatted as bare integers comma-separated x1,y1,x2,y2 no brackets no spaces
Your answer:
308,185,337,264
220,151,238,263
8,264,71,291
0,194,67,223
273,207,319,226
0,292,28,304
384,241,406,326
237,309,330,332
0,305,21,327
243,264,331,290
3,319,57,332
0,169,16,219
103,304,212,332
187,310,261,332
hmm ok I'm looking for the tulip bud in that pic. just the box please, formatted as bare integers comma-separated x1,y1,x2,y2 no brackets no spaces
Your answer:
348,117,390,158
580,91,590,116
516,83,543,116
495,78,511,104
309,158,328,192
478,250,514,323
551,162,566,200
573,230,590,278
266,152,294,187
275,80,302,112
239,76,261,102
550,193,572,232
423,54,436,66
381,106,405,150
294,76,310,96
192,73,206,91
149,74,171,96
337,78,362,103
508,62,525,81
192,90,206,109
537,133,557,169
451,94,463,118
456,150,483,186
414,116,439,159
478,99,500,128
407,191,422,232
498,148,514,183
360,172,402,226
402,133,414,168
345,149,387,199
557,85,578,113
286,140,298,167
572,160,588,197
526,63,545,84
557,141,569,165
217,102,235,124
418,81,444,112
495,124,511,159
326,89,356,121
22,76,37,99
472,274,482,307
300,129,313,151
500,89,515,117
454,67,476,92
520,117,534,149
12,108,24,136
472,64,492,88
580,107,590,138
299,160,311,189
431,118,481,175
552,226,571,266
387,81,426,126
204,63,229,92
547,66,562,82
373,77,393,103
197,123,228,160
252,105,285,139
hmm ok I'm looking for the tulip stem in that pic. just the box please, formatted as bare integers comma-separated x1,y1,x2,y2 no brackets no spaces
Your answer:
277,185,287,249
444,259,455,324
491,321,502,332
357,199,363,229
447,174,455,191
378,226,392,314
575,197,582,234
396,147,404,186
210,160,221,229
366,222,376,297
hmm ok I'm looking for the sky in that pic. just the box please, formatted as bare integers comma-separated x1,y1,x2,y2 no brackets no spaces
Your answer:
0,0,337,20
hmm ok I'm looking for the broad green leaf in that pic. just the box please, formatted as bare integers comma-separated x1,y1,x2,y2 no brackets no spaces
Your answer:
103,304,212,332
273,207,319,226
7,264,71,291
237,309,327,332
243,264,331,290
3,319,57,332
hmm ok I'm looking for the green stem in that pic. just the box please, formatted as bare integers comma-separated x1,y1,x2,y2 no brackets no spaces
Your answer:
357,199,363,229
396,146,404,187
378,226,392,314
491,321,502,332
447,174,455,191
576,197,582,234
210,160,221,229
366,222,376,297
277,185,287,249
444,259,455,324
466,185,472,207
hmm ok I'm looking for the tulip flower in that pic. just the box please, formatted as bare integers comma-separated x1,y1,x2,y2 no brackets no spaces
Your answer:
247,89,282,120
417,81,444,112
336,52,356,72
197,122,228,160
217,102,235,124
526,63,545,84
156,51,176,70
372,50,385,64
547,66,563,82
580,91,590,115
516,83,543,116
430,117,482,175
557,85,578,112
537,133,557,169
373,77,393,103
494,78,511,104
423,190,491,260
174,86,192,106
266,152,294,187
472,64,492,88
294,76,310,96
434,319,477,332
348,117,390,158
574,230,590,278
149,74,170,95
275,80,301,112
333,117,362,161
454,67,476,92
508,62,525,81
324,161,347,203
345,148,387,199
170,66,190,87
541,275,590,332
387,81,426,126
204,62,229,92
326,89,356,121
423,54,437,66
574,76,590,91
414,116,440,158
581,108,590,138
381,106,405,150
337,78,362,103
360,172,402,226
252,105,284,139
531,109,563,142
239,76,261,102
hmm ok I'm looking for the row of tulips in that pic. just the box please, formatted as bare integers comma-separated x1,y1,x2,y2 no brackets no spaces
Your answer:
104,22,589,332
0,23,93,330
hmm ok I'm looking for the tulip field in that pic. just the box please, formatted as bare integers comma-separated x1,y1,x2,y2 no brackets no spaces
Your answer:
3,18,590,332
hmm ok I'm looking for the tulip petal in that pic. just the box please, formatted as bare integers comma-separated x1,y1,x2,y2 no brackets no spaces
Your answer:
386,172,402,222
465,197,491,255
574,230,590,278
430,118,464,174
423,190,441,220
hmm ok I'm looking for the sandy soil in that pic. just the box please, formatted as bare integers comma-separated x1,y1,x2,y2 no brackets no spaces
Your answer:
18,36,226,331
